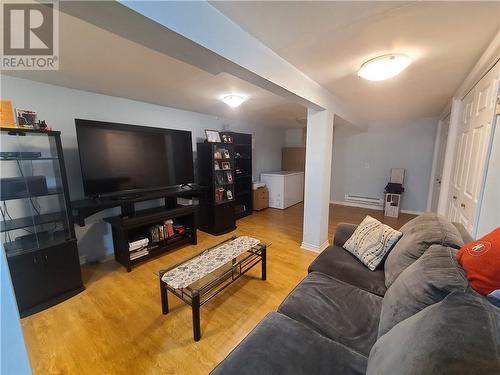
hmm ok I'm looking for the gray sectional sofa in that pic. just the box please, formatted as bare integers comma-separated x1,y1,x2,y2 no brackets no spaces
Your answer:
211,214,500,375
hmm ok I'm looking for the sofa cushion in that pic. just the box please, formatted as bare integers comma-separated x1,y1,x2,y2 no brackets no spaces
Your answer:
210,312,367,375
367,290,500,375
384,213,464,287
278,272,382,356
457,227,500,296
308,245,387,296
333,223,359,247
344,216,402,271
378,245,469,337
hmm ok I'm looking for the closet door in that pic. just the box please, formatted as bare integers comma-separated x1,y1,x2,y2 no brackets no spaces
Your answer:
447,63,500,233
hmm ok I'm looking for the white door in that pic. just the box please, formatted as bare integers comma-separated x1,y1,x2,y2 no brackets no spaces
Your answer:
431,115,450,212
447,62,500,233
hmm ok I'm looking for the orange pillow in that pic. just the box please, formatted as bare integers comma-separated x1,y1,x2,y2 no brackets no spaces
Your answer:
456,228,500,295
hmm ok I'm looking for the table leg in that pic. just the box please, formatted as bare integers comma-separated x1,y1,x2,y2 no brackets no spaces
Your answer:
192,292,201,341
261,245,267,281
160,279,169,315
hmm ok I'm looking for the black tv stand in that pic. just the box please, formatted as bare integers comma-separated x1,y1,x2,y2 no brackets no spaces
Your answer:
71,184,208,226
111,193,142,201
104,205,198,271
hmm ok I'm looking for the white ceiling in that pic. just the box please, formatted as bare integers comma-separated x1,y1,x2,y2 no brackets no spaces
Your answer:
4,5,306,128
212,1,500,123
6,2,499,127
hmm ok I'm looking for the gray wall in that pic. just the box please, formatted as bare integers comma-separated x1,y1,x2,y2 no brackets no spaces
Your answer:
331,118,438,213
2,76,285,260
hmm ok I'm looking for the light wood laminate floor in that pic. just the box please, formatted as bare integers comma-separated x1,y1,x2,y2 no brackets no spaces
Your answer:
21,204,415,375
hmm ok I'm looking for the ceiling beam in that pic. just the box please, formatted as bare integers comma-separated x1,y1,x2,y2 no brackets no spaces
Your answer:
61,1,366,129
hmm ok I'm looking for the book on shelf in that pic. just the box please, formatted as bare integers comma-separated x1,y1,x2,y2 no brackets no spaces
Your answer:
130,248,149,260
129,238,149,251
149,220,185,243
164,219,175,238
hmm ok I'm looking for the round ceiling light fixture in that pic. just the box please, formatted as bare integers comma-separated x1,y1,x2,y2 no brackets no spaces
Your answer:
221,94,246,108
358,54,411,81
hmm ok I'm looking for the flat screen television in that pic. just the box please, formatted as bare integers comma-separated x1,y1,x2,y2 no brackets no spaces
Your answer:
75,119,194,197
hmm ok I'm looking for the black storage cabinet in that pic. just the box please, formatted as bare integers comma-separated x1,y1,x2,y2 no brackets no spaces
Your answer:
233,132,253,218
197,141,236,234
1,128,84,317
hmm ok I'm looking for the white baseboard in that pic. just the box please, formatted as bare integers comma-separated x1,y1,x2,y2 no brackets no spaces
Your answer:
330,200,424,216
301,240,330,253
400,209,426,215
330,200,382,211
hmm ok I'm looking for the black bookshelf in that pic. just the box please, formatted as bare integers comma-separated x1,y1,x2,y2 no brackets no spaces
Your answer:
197,141,236,234
233,132,253,219
0,127,84,317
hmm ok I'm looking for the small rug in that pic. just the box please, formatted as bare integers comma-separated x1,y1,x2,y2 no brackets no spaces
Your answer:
161,236,261,289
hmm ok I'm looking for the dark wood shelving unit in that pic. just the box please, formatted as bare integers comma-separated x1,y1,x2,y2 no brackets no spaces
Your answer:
1,211,67,232
1,127,84,318
197,141,236,234
233,133,253,219
104,205,197,272
196,132,253,233
1,187,63,201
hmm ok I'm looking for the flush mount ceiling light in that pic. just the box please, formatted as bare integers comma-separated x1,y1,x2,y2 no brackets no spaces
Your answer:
221,94,246,108
358,54,411,81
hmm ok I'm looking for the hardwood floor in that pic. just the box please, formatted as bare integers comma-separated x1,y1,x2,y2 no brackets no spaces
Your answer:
21,204,415,375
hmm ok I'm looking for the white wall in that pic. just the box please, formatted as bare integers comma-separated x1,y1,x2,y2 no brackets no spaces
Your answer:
1,76,285,260
284,128,305,147
331,118,438,213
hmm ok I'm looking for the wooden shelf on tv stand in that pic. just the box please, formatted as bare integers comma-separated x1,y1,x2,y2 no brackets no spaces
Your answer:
104,205,198,272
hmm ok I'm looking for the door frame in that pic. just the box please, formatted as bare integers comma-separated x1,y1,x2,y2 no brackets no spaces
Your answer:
427,112,450,212
439,62,500,236
435,31,500,226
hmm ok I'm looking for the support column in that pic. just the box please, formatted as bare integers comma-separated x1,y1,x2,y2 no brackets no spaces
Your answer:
301,108,334,252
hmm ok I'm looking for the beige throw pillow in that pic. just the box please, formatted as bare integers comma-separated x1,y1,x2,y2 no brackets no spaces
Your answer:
344,216,402,271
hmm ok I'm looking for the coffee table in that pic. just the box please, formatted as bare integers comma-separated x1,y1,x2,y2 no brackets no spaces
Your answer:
158,236,267,341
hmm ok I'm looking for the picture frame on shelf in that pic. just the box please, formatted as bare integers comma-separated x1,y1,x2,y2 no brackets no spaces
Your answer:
216,172,225,185
205,129,221,143
221,133,233,144
226,171,233,183
15,108,37,128
215,187,225,203
214,150,222,159
226,189,233,200
223,149,230,159
222,162,231,170
214,161,220,170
